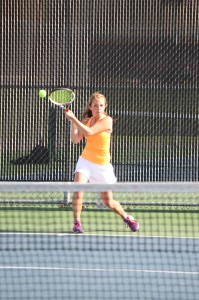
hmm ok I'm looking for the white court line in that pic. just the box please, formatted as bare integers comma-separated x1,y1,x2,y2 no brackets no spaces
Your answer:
0,265,199,275
0,232,199,239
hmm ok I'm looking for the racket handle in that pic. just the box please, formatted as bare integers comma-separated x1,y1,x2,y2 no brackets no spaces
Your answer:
65,107,69,112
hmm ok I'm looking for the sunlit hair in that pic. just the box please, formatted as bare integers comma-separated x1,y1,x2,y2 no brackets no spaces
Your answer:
82,92,108,119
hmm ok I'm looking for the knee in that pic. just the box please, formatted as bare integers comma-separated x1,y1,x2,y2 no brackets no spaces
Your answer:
73,192,83,201
102,197,113,208
101,192,114,208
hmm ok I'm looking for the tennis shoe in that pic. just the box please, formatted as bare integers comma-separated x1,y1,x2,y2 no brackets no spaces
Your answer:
73,220,84,233
124,215,139,232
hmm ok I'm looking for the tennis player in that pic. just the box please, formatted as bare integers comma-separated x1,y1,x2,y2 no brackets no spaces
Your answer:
65,92,139,233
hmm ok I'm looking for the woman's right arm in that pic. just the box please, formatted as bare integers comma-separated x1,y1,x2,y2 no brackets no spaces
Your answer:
70,121,84,144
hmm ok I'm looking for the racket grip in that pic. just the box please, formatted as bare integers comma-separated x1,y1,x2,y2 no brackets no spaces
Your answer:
65,107,69,112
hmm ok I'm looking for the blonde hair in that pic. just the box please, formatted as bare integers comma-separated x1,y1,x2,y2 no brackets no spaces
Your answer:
82,92,108,119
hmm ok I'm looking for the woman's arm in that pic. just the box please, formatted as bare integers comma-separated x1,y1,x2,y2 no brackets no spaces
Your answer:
66,111,112,136
70,122,84,144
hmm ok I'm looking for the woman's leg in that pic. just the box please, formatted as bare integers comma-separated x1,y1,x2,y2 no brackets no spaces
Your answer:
100,191,127,218
100,191,139,232
73,172,88,221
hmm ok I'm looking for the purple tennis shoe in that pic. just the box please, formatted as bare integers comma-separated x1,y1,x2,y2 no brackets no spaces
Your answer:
73,220,84,233
124,215,139,232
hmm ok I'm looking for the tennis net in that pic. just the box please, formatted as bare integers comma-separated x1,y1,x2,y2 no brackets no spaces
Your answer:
0,182,199,300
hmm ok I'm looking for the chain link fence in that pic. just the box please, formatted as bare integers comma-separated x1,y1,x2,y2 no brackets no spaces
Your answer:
1,0,199,181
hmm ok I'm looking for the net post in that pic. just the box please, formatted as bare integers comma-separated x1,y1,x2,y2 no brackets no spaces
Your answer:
63,191,70,206
95,193,106,209
48,106,56,161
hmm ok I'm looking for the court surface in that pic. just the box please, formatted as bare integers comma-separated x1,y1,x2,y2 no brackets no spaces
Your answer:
0,233,199,300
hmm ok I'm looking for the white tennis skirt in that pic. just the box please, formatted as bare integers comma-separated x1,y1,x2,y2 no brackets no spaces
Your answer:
74,156,117,184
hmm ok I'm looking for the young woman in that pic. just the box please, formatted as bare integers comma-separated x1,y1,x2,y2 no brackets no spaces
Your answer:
65,92,139,233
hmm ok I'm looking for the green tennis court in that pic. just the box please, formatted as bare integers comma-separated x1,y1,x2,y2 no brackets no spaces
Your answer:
1,206,199,238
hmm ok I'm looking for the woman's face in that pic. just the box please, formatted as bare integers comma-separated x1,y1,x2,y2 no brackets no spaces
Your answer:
90,97,106,118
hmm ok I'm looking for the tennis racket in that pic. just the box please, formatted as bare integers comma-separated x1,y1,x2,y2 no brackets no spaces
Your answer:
48,88,75,111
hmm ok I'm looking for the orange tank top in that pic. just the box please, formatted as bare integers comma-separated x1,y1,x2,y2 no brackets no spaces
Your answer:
81,117,111,165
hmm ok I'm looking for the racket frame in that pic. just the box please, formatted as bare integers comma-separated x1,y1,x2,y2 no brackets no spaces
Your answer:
48,88,75,111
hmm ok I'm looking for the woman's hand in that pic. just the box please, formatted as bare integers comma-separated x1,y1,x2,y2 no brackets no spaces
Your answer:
65,110,76,121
